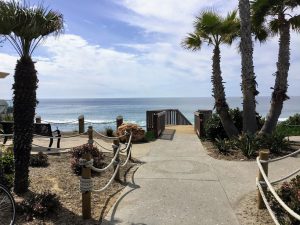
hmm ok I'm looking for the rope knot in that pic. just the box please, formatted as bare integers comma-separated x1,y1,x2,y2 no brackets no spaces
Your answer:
79,158,94,168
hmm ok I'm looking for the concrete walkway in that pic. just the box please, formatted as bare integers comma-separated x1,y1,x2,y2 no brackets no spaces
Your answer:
103,126,300,225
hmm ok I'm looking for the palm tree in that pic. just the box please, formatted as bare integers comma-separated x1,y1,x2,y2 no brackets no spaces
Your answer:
238,0,259,134
182,10,240,138
252,0,300,135
0,0,63,194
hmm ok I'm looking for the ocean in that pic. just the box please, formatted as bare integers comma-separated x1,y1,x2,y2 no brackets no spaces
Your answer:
29,96,300,132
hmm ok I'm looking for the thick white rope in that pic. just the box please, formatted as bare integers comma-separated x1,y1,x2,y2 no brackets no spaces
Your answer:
79,146,121,172
41,119,78,124
93,163,120,192
93,139,113,151
120,145,132,167
31,143,83,151
80,178,93,193
261,149,300,163
271,168,300,185
257,157,300,220
256,178,280,225
0,134,13,137
93,130,127,140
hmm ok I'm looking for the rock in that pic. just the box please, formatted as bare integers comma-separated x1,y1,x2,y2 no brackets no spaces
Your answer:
117,123,145,142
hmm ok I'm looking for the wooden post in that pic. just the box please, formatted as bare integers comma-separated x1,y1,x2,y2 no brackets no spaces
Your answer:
35,116,41,124
113,139,120,181
116,116,123,129
82,126,93,219
257,150,269,209
78,115,85,134
126,132,132,161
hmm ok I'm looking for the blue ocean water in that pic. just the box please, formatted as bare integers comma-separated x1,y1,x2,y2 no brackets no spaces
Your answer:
33,96,300,131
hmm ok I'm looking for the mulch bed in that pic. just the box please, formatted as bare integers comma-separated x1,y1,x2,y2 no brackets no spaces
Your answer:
14,152,140,225
202,140,300,161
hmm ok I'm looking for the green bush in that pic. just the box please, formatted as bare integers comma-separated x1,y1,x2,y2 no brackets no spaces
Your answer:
18,191,60,221
30,152,49,167
276,114,300,136
205,108,264,140
145,131,156,142
105,126,114,137
205,113,227,140
258,132,290,154
269,175,300,225
0,149,14,189
70,144,104,175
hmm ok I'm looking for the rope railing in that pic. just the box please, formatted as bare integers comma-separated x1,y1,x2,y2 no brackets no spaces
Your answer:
256,149,300,223
80,126,133,219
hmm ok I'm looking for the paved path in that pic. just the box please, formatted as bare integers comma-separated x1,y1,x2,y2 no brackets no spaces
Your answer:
102,127,299,225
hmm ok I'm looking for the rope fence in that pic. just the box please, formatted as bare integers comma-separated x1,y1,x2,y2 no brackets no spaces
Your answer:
79,126,133,219
256,149,300,223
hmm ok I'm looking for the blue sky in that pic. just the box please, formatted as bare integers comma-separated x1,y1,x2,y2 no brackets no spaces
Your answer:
0,0,299,98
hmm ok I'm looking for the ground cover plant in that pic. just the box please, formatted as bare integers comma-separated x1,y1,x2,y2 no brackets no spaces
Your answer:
0,147,14,189
269,175,300,225
30,152,49,167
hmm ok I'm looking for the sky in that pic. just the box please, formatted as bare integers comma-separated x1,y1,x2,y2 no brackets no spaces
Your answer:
0,0,299,99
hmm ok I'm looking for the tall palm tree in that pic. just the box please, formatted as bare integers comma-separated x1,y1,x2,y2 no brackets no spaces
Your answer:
252,0,300,135
239,0,259,134
182,10,240,138
0,0,63,194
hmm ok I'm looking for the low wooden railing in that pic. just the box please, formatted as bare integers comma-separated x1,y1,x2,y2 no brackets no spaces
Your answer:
146,109,192,136
153,111,166,138
194,112,203,138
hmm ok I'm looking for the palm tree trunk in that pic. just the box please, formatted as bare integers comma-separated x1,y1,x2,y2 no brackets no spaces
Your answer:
13,56,38,194
212,45,239,138
260,19,290,135
239,0,258,134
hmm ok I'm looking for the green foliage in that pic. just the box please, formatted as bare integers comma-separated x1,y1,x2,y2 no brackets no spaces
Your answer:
269,175,300,225
214,138,231,154
70,144,104,175
1,114,13,121
205,113,227,140
17,191,60,221
258,132,290,154
235,133,259,158
105,126,114,137
205,108,263,140
30,152,48,167
145,131,156,142
276,114,300,136
0,148,14,189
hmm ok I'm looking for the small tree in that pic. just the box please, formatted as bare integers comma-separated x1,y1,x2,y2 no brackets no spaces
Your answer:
182,10,240,138
0,0,63,194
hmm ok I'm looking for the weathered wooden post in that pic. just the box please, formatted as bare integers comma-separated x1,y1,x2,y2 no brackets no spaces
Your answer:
126,132,132,161
78,115,85,134
116,116,123,129
82,126,93,219
35,116,41,124
112,139,120,181
257,150,269,209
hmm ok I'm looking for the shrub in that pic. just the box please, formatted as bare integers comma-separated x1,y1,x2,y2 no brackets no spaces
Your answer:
276,113,300,136
145,131,155,142
205,113,227,140
258,132,290,154
214,138,231,154
18,191,60,221
29,152,49,167
70,144,104,175
205,108,263,140
269,175,300,225
0,149,14,189
105,126,114,137
235,133,259,158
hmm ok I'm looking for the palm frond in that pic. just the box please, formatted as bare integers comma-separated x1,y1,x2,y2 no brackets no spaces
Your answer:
181,33,202,51
289,14,300,32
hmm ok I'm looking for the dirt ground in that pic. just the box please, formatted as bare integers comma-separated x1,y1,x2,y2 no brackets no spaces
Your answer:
14,152,140,225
